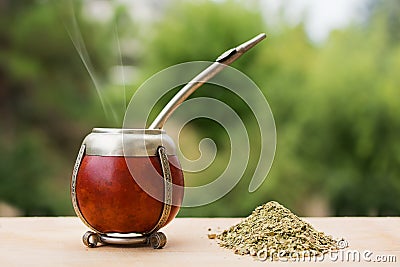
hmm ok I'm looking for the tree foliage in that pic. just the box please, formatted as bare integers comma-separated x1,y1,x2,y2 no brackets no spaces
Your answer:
0,0,111,214
138,0,400,216
0,0,399,216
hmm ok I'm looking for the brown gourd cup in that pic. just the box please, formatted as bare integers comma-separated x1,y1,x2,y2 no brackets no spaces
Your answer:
71,33,266,248
71,128,184,248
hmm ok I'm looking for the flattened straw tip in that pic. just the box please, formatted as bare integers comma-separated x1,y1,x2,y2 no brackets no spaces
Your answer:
237,33,267,53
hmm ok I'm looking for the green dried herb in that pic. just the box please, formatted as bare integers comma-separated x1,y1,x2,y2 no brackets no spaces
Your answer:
216,201,346,260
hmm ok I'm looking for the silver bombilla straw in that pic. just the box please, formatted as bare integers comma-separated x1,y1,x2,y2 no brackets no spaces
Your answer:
149,33,267,130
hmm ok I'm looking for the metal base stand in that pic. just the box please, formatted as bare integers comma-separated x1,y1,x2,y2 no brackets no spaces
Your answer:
82,231,167,249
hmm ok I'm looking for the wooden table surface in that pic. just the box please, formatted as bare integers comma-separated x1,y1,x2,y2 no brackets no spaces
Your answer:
0,217,399,266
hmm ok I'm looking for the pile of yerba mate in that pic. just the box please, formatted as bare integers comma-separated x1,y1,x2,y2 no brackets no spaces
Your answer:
216,201,345,260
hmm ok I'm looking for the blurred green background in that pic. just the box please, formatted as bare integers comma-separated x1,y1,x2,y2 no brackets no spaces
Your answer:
1,0,399,217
